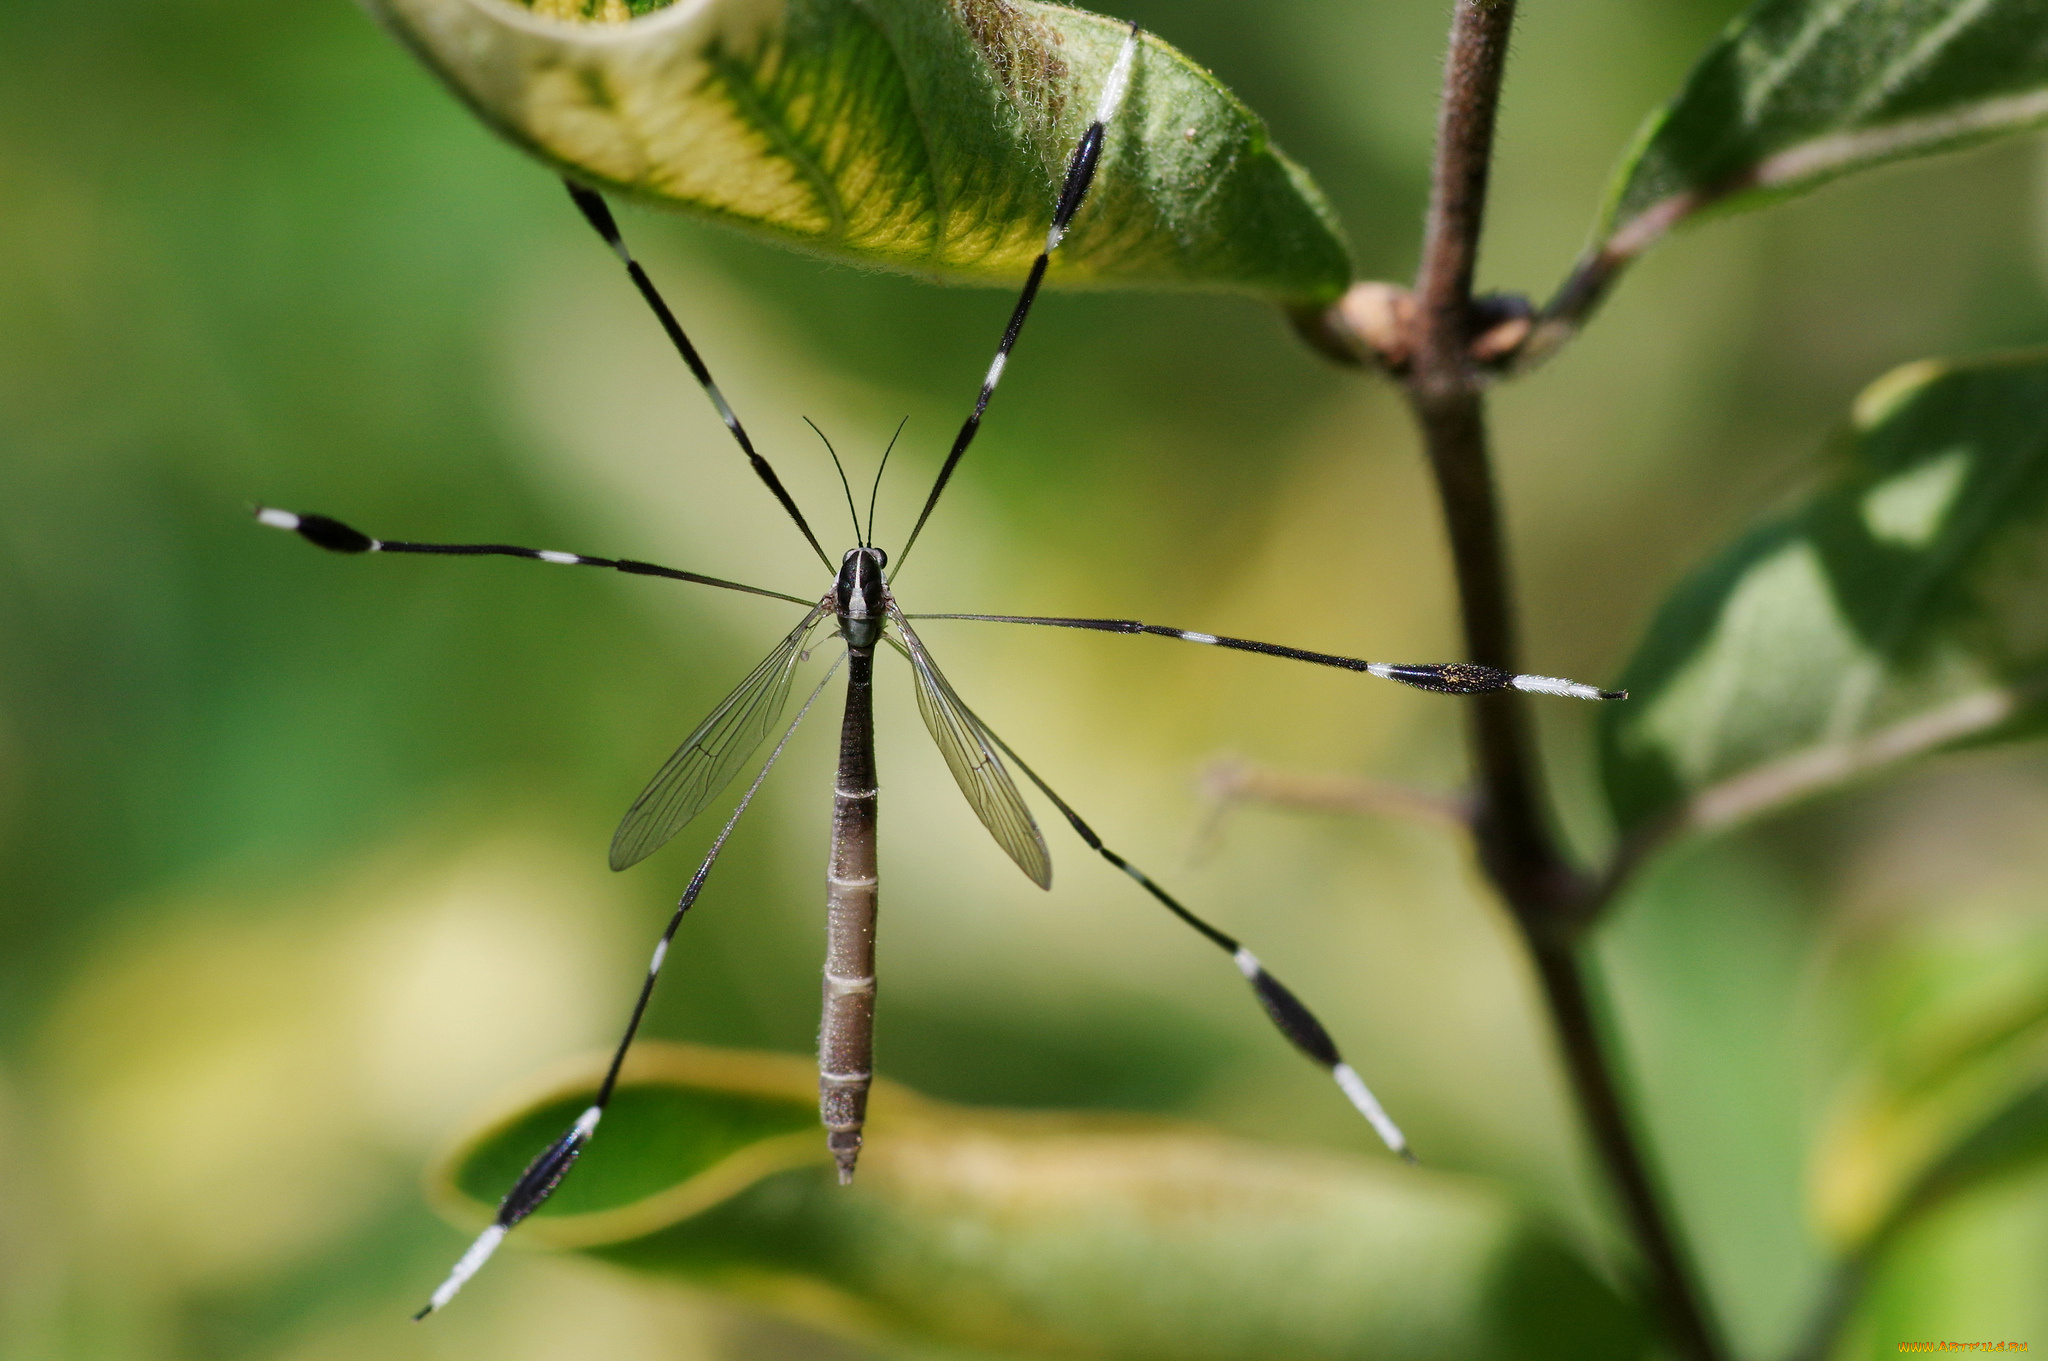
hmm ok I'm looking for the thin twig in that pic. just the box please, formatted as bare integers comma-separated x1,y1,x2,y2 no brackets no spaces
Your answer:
1590,675,2047,914
1191,757,1469,860
1528,941,1727,1361
1396,6,1729,1360
1517,194,1693,370
1516,88,2048,369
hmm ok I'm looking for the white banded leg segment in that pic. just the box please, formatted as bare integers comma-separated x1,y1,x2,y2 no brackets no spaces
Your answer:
962,718,1418,1163
561,179,832,569
1093,24,1140,126
1512,673,1625,701
1334,1064,1410,1161
704,384,743,439
416,1224,506,1319
1369,661,1625,701
894,25,1139,570
900,617,1624,702
253,504,812,605
1044,22,1140,252
412,1100,599,1318
412,667,843,1321
253,506,373,553
1234,949,1413,1161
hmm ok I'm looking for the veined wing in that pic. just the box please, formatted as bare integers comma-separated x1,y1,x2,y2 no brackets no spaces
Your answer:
611,603,828,871
889,608,1051,889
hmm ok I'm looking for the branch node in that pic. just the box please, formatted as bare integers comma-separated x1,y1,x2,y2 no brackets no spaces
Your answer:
1339,281,1419,372
1290,282,1418,373
1468,292,1533,365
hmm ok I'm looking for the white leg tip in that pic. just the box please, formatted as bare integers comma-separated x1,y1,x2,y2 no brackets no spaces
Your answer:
417,1223,507,1318
1093,25,1140,126
1333,1062,1409,1158
255,506,301,531
1510,674,1606,701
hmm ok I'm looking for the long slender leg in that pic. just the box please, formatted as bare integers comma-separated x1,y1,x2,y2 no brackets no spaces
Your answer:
902,612,1624,700
563,182,833,570
893,23,1141,572
413,658,845,1319
820,646,880,1182
254,506,814,606
977,721,1414,1161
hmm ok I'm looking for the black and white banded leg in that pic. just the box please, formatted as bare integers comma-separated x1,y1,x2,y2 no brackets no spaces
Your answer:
413,658,845,1319
891,22,1141,574
980,719,1412,1158
905,612,1625,701
562,185,833,571
252,506,814,607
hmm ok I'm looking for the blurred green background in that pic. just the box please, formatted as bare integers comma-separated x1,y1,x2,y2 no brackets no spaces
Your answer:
4,0,2048,1356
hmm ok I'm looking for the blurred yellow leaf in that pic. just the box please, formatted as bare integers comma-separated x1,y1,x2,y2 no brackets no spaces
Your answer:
1813,914,2048,1251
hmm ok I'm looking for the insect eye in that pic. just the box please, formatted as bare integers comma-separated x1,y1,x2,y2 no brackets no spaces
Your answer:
872,548,888,568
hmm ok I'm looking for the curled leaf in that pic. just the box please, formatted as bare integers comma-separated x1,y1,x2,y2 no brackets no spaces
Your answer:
432,1042,1643,1360
360,0,1352,301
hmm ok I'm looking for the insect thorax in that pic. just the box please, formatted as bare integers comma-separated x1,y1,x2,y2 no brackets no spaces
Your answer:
835,547,888,650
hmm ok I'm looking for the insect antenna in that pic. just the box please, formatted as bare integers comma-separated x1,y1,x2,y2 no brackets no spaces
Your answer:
867,416,907,551
807,417,866,547
893,22,1140,574
564,181,833,570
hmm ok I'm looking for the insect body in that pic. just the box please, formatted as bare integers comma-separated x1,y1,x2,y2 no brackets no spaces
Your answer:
254,20,1622,1318
820,546,885,1180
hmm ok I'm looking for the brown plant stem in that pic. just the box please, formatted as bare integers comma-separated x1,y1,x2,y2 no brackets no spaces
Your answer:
1529,941,1727,1361
1396,6,1727,1360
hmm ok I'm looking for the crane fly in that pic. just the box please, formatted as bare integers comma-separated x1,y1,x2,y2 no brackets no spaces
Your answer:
253,21,1624,1318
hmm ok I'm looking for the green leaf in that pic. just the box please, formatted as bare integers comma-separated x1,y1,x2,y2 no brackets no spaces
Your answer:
1597,0,2048,265
1596,842,1827,1356
359,0,1352,302
1601,349,2048,841
434,1042,1644,1361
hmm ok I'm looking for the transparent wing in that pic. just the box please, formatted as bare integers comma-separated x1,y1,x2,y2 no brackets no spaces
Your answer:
889,609,1051,889
611,604,827,871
